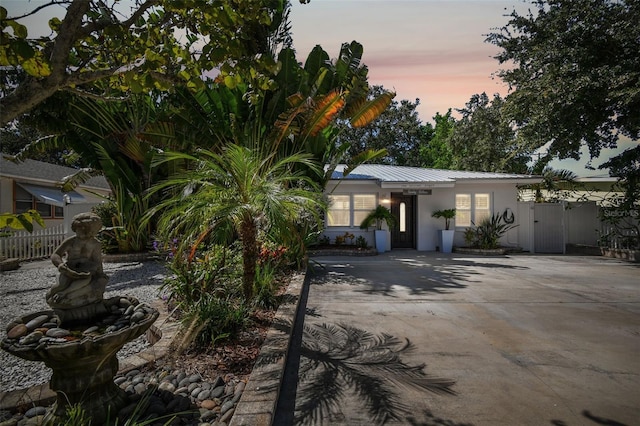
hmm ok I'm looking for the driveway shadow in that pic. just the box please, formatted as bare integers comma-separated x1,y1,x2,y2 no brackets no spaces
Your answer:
265,317,456,425
308,254,529,297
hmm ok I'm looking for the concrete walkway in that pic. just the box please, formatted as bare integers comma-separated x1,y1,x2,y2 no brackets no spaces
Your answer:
279,252,640,425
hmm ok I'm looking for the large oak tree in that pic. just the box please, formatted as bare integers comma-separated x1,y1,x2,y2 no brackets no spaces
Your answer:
486,0,639,164
0,0,292,125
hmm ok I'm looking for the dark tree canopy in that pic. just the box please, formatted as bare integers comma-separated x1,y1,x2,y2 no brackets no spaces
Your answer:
339,86,430,167
419,110,454,170
486,0,640,162
447,93,532,174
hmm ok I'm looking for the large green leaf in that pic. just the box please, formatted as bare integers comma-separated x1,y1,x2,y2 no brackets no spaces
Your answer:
350,91,395,128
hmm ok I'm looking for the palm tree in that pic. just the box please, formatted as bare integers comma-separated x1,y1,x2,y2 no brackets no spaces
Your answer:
17,94,175,252
147,144,324,301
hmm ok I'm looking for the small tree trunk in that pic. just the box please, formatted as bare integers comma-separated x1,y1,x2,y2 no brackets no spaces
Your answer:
240,217,258,301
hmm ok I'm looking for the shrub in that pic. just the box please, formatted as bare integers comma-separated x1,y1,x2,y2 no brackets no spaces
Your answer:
355,235,368,249
465,214,518,249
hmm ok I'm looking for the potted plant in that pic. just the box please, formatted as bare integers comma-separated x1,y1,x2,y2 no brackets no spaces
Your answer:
432,208,456,253
360,205,396,253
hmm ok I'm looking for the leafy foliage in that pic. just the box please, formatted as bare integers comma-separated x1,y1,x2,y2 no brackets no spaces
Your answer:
419,110,454,169
432,209,457,231
487,0,640,163
0,0,295,124
0,209,44,232
147,145,324,301
447,93,532,173
464,214,519,249
359,205,396,231
340,86,429,166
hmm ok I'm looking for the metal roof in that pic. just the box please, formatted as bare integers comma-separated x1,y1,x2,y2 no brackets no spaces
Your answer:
330,164,540,184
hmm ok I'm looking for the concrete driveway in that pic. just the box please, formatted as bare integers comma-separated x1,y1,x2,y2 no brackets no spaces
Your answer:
285,253,640,425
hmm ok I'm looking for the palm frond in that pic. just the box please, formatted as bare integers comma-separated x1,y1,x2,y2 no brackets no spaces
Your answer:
350,91,395,128
303,90,346,138
59,168,100,192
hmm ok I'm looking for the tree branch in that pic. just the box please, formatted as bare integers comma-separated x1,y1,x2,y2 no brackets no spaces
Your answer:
78,0,161,38
6,1,71,21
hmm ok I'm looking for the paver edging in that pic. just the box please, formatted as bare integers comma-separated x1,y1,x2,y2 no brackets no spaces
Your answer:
230,271,307,426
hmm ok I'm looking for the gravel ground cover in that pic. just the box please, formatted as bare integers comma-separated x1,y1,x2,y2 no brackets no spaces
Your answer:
0,259,168,393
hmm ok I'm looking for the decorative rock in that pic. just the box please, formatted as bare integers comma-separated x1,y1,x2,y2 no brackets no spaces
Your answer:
19,331,43,345
5,320,22,333
24,407,47,418
83,326,99,334
126,369,140,377
42,322,58,329
133,383,147,394
220,406,235,423
187,382,200,393
188,373,201,383
130,311,146,323
191,387,203,398
220,400,234,414
197,389,211,401
45,328,71,338
200,399,218,410
200,409,216,421
7,324,28,339
21,415,46,426
158,381,176,393
114,376,128,386
24,315,49,331
210,385,224,398
120,298,132,307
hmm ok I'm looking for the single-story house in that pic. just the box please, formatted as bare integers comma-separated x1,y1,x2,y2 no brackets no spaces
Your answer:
0,155,111,233
322,164,541,252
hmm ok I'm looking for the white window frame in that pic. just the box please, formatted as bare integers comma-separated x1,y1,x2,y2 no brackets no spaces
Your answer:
326,193,377,227
455,193,492,227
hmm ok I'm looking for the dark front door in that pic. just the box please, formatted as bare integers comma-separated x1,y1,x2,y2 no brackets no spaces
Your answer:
390,193,416,249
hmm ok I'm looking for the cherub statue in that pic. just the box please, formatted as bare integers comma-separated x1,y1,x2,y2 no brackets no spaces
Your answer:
46,212,109,323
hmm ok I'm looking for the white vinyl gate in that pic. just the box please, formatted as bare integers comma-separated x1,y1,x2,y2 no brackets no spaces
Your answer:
533,203,565,253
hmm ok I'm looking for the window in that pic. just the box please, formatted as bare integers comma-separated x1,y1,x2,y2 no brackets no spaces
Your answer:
353,194,377,227
327,195,350,226
455,193,491,227
14,185,62,218
327,194,377,227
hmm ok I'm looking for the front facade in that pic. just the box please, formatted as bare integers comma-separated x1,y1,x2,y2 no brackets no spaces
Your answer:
0,156,111,232
322,164,540,252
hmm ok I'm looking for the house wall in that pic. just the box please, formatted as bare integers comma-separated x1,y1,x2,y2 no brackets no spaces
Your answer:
0,176,108,232
322,181,380,249
324,180,526,251
0,177,13,214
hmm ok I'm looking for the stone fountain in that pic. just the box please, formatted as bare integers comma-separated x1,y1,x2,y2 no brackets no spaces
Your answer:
1,213,159,424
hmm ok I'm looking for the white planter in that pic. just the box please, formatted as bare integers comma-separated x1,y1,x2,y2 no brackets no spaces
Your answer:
374,229,388,253
438,229,455,253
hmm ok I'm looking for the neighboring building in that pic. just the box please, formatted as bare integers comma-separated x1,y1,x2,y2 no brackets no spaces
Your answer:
0,155,111,232
323,164,541,252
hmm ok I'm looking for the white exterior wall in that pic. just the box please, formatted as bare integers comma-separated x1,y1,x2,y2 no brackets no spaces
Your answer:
323,181,382,249
324,180,527,251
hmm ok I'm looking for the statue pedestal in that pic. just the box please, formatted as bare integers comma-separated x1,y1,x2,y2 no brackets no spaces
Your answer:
1,300,158,425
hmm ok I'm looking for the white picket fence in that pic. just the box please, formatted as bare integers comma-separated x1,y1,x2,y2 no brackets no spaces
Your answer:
0,224,67,261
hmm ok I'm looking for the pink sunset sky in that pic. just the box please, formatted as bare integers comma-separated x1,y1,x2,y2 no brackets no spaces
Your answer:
289,0,523,123
290,0,634,175
4,0,633,176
